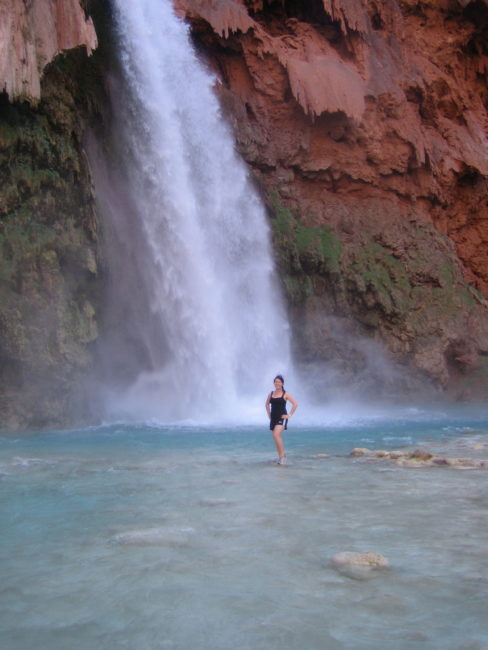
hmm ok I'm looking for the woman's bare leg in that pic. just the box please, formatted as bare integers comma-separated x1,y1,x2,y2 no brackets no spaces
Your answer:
272,424,285,459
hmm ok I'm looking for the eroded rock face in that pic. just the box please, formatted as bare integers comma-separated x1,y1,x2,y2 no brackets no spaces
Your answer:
0,46,106,431
177,0,488,397
0,0,97,102
0,0,107,430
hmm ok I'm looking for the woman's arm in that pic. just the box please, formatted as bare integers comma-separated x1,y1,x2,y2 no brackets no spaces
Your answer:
265,393,271,418
283,393,298,419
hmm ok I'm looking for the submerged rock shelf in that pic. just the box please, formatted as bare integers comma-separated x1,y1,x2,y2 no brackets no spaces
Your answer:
350,441,488,469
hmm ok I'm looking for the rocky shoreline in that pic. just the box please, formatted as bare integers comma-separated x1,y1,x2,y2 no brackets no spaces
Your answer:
350,439,488,469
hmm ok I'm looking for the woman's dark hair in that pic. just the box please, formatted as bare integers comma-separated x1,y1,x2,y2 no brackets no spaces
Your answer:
274,375,285,391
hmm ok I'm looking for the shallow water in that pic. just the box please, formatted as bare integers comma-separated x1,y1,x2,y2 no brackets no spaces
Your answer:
1,407,488,649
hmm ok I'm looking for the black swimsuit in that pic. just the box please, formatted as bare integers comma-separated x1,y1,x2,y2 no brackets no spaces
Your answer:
269,391,288,430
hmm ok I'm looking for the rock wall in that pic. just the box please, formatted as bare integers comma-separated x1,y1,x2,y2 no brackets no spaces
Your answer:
0,1,104,430
177,0,488,397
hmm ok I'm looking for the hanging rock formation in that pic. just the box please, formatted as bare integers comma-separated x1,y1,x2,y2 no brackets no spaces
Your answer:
175,0,488,398
0,0,97,101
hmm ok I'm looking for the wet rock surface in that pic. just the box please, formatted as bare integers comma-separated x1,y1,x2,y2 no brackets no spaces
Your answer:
330,550,390,579
350,439,488,469
0,47,106,430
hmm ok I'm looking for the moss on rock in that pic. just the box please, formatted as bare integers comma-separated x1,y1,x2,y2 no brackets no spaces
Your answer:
267,193,343,304
0,46,106,431
265,189,488,393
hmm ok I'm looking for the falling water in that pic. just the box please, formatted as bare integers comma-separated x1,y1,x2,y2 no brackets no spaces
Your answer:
92,0,291,423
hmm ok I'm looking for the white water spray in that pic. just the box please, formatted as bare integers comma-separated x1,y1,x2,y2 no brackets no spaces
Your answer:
94,0,292,423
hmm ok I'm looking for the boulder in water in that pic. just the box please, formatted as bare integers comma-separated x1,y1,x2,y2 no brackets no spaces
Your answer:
330,551,390,579
389,450,408,459
471,442,487,451
410,449,434,461
350,448,371,456
444,457,479,468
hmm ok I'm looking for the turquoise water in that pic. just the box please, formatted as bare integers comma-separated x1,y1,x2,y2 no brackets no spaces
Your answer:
1,406,488,649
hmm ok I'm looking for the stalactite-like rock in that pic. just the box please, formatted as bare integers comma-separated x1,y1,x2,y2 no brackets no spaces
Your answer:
0,0,97,102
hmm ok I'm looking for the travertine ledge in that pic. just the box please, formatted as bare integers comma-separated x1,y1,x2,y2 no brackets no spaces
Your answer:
0,0,97,102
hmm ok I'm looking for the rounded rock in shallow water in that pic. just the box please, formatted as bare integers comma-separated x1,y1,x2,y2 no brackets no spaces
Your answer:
330,551,390,579
470,442,487,451
331,551,390,567
350,448,371,456
445,457,479,468
389,450,408,459
410,449,433,461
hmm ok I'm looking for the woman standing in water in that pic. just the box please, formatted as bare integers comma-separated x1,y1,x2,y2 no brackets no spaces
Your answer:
265,375,298,465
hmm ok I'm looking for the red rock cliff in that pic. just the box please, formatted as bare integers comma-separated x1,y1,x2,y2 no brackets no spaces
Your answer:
176,0,488,397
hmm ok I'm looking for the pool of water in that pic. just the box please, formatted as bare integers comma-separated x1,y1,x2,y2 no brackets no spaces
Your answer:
1,406,488,649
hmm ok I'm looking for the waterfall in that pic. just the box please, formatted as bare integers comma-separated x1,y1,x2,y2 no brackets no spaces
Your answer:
92,0,292,423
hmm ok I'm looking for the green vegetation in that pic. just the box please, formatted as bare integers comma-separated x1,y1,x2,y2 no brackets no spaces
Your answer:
283,275,303,304
352,243,409,292
269,193,294,238
348,242,411,317
267,193,343,303
0,45,104,429
438,261,454,288
266,192,483,355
